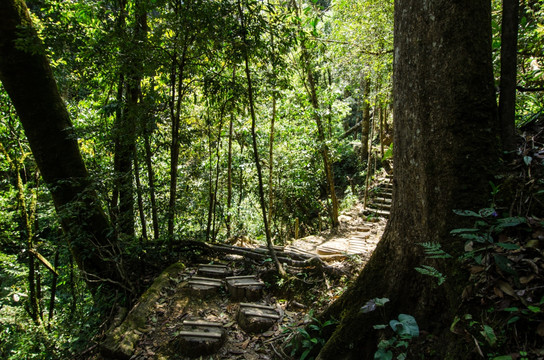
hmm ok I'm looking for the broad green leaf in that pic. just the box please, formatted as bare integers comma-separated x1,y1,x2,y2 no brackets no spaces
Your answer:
480,325,497,347
507,316,520,325
496,216,526,228
495,242,520,250
390,314,419,338
374,348,393,360
453,209,481,217
493,255,517,275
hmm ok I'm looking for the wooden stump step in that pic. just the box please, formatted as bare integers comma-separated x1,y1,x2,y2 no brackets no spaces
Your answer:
237,303,280,333
187,276,223,297
172,319,226,357
197,263,232,278
226,275,264,301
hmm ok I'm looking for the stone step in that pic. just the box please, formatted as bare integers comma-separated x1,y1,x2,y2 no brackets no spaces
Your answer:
374,197,392,204
368,202,391,210
365,208,390,218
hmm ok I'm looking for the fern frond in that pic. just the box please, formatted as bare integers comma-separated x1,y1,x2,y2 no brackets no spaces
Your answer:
415,265,446,285
418,242,452,259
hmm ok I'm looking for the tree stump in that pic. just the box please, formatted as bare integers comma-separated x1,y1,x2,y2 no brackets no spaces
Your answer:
237,303,280,333
187,276,223,297
226,275,264,301
197,263,232,278
172,320,226,357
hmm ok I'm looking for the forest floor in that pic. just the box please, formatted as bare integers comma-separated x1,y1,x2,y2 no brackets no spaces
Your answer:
97,202,387,360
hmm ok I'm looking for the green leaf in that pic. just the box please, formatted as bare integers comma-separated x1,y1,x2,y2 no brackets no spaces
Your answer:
389,314,419,338
453,209,481,217
492,356,513,360
479,208,496,217
496,216,526,228
493,254,517,275
375,298,390,306
524,156,532,166
415,265,446,285
502,307,519,312
480,325,497,347
374,348,393,360
507,316,520,325
300,348,311,360
458,233,487,243
450,228,479,234
495,242,520,250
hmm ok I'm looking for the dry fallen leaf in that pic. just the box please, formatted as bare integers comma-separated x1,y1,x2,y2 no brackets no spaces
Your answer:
496,280,517,298
520,274,535,284
537,321,544,337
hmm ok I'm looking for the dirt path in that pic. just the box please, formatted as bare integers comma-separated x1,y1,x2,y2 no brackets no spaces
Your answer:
102,202,386,360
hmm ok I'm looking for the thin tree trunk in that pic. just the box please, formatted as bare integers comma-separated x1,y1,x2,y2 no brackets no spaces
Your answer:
237,0,285,276
113,0,136,238
206,116,214,242
143,130,159,240
134,149,148,242
327,69,333,138
226,68,236,239
499,0,519,152
47,250,59,330
306,67,340,228
227,111,234,238
361,75,371,162
293,0,339,228
167,50,186,249
268,95,276,226
379,104,385,159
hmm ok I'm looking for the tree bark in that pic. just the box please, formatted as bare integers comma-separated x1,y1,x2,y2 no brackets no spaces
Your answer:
226,110,234,239
143,128,159,240
315,1,498,359
499,0,519,152
0,0,128,292
360,74,371,162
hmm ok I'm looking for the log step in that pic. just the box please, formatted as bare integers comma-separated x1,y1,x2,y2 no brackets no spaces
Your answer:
237,303,280,333
227,276,264,301
187,276,224,297
197,264,232,278
172,319,226,357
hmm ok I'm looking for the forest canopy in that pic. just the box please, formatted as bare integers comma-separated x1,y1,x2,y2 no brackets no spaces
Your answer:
0,0,543,359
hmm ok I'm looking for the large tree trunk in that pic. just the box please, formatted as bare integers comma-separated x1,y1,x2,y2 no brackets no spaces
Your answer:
315,1,498,359
0,0,128,291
